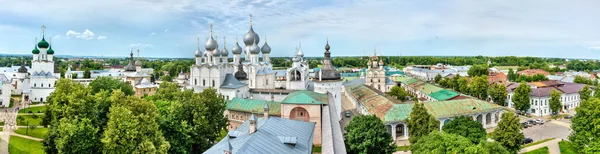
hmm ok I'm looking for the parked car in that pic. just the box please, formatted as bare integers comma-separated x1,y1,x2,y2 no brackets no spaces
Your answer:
527,119,537,125
522,138,534,144
521,122,529,129
565,115,574,119
345,111,351,117
534,119,545,125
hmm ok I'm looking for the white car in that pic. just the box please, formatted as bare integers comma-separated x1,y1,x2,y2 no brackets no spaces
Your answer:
534,119,544,125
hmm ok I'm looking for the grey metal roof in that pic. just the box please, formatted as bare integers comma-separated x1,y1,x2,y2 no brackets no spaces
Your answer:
203,117,315,154
31,71,56,78
125,51,136,72
556,83,585,94
343,78,365,86
0,74,9,82
320,94,347,154
315,42,340,81
385,77,395,85
274,70,287,77
220,73,247,89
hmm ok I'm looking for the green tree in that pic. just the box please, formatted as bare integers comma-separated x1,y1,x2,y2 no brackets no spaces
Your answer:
511,82,531,112
434,74,442,83
488,83,508,106
88,76,134,96
458,77,469,94
407,103,440,144
491,112,524,153
569,98,600,153
55,118,101,154
160,75,173,82
470,75,489,99
344,115,396,154
83,69,91,79
549,89,562,115
507,68,517,81
101,92,170,154
531,74,548,81
579,85,591,102
389,86,408,101
442,116,486,144
468,64,489,77
412,131,510,154
72,73,78,79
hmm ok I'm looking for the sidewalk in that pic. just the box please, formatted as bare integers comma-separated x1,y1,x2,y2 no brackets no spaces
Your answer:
10,132,43,141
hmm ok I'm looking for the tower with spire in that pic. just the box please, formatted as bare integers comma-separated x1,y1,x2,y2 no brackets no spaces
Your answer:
313,39,344,120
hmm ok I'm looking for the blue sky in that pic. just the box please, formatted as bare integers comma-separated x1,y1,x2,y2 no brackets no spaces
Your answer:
1,0,600,59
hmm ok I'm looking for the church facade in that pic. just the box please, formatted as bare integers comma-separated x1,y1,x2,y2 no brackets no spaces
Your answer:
29,26,60,103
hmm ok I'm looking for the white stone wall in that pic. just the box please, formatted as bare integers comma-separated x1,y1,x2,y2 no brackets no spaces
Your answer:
0,81,11,107
315,81,342,120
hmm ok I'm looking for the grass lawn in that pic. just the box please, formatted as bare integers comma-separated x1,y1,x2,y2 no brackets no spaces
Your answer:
312,145,322,153
18,106,47,114
14,127,48,139
559,140,578,154
8,135,44,154
523,146,549,154
17,115,44,126
523,138,555,148
396,145,410,152
551,114,568,120
0,121,4,125
0,127,3,131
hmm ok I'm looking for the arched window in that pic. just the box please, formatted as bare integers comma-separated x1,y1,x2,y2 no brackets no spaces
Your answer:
203,79,205,86
48,84,51,87
41,84,43,88
195,79,197,85
266,79,268,85
34,84,36,87
212,80,215,87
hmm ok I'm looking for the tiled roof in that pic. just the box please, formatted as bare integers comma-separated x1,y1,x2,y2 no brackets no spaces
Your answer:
423,99,503,119
556,83,585,94
281,90,328,105
384,103,413,122
227,98,281,116
203,117,315,154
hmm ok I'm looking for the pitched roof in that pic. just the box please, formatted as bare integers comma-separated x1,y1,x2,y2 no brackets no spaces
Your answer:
221,73,247,89
281,90,328,105
203,117,315,154
227,98,281,116
428,89,459,101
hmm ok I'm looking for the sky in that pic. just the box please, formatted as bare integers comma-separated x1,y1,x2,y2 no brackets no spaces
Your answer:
1,0,600,59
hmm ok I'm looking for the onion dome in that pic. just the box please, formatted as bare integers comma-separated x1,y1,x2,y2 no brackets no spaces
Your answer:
38,37,49,48
194,37,202,57
325,40,330,51
47,44,55,54
292,56,300,62
315,40,341,80
234,60,247,80
195,49,202,57
135,59,142,66
243,14,259,46
32,46,40,54
379,59,384,65
249,38,260,54
232,37,242,54
124,51,137,72
261,36,271,54
18,58,27,73
205,24,217,52
221,37,229,57
203,50,208,57
367,60,372,67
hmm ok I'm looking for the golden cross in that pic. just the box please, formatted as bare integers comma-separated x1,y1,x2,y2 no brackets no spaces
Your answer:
250,14,253,26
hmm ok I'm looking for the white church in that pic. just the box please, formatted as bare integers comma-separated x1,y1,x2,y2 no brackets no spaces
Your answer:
28,26,60,103
186,15,312,101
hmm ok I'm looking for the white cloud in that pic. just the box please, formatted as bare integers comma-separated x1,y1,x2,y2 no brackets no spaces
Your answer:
65,29,95,40
97,36,107,40
52,35,61,40
129,43,154,49
150,32,156,36
589,46,600,50
164,29,169,32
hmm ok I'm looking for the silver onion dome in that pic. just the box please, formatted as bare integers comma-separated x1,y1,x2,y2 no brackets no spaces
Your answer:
232,38,242,54
296,43,304,57
243,14,259,46
205,24,217,51
261,42,271,54
249,39,260,54
292,56,300,62
195,37,202,57
221,37,229,57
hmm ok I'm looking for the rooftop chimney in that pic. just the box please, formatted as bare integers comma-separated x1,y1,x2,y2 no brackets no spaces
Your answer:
263,103,269,119
249,113,257,134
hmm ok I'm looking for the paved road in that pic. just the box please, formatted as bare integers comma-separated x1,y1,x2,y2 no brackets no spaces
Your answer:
10,132,42,141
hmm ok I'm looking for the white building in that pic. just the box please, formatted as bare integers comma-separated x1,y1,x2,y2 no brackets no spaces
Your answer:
0,74,12,107
28,29,60,103
506,81,586,116
364,50,394,93
285,44,309,90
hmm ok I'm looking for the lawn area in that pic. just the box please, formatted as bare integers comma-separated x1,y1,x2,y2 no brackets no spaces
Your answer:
8,135,44,154
313,145,322,153
523,138,555,148
15,127,48,139
16,115,44,126
396,145,410,152
18,106,47,114
523,146,549,154
559,140,578,154
551,114,569,120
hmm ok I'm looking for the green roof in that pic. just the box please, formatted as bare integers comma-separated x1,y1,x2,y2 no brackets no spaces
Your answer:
428,90,459,101
420,84,443,95
32,46,40,54
227,98,281,116
281,90,328,105
384,103,414,122
47,45,55,54
381,99,503,122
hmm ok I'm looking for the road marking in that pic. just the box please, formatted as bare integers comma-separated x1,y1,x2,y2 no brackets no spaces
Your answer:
550,120,571,128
